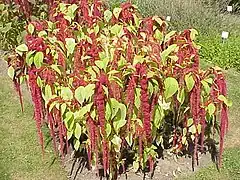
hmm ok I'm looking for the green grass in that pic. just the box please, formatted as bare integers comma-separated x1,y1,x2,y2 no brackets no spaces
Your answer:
180,148,240,180
0,74,67,180
198,35,240,71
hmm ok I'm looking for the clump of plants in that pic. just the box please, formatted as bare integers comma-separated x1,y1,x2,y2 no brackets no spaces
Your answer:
6,0,231,179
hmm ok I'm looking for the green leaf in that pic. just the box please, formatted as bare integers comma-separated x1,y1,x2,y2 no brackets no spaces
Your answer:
104,10,113,22
153,16,163,26
67,131,73,140
185,73,195,92
133,161,139,172
15,44,28,56
113,119,126,134
105,102,112,121
37,76,43,88
164,31,176,42
51,65,61,75
160,44,178,63
61,103,67,115
190,29,198,41
28,24,35,35
197,124,201,133
84,84,95,101
38,30,47,37
61,87,73,100
113,8,122,19
177,88,185,104
65,38,76,57
207,103,216,116
26,51,35,66
153,105,164,128
7,66,15,80
119,103,127,123
44,84,52,102
75,86,85,105
133,55,144,66
164,77,179,99
187,118,193,127
218,95,232,107
133,14,140,27
106,123,111,138
111,135,122,152
125,133,133,146
201,80,210,94
154,29,163,41
76,103,93,119
74,139,80,150
34,52,44,69
134,88,141,109
110,24,122,35
110,98,120,119
74,123,81,139
189,125,196,134
95,60,104,70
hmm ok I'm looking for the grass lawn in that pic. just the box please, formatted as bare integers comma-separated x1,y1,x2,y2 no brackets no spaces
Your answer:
178,68,240,180
0,61,67,180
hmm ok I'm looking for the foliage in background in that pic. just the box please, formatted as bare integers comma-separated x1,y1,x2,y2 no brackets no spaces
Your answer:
6,1,231,179
198,35,240,71
0,0,48,51
0,3,26,50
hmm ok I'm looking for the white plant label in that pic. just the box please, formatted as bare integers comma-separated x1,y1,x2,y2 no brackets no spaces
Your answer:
227,6,233,12
221,31,229,39
166,16,171,22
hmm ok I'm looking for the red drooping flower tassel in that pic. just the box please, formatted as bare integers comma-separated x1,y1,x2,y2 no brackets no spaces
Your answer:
54,108,65,158
47,111,57,153
28,68,44,153
95,80,108,175
140,75,152,141
214,72,229,167
13,78,24,112
189,75,201,170
126,75,137,131
200,108,206,152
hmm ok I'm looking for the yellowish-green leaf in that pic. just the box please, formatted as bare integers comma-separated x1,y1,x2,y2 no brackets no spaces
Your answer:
164,77,179,99
7,66,15,80
185,73,195,92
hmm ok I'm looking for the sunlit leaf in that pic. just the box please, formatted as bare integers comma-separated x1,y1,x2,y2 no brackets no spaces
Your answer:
164,77,179,99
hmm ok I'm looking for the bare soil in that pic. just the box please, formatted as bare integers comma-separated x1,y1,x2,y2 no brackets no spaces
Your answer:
64,149,213,180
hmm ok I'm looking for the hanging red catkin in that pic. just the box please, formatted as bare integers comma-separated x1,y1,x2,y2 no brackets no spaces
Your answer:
86,113,97,168
54,108,65,158
73,43,85,74
148,156,154,174
189,74,201,169
214,72,228,167
200,108,206,152
94,80,108,175
13,78,24,112
140,75,152,141
126,75,137,131
57,50,66,70
126,40,134,63
28,69,44,153
47,111,57,153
